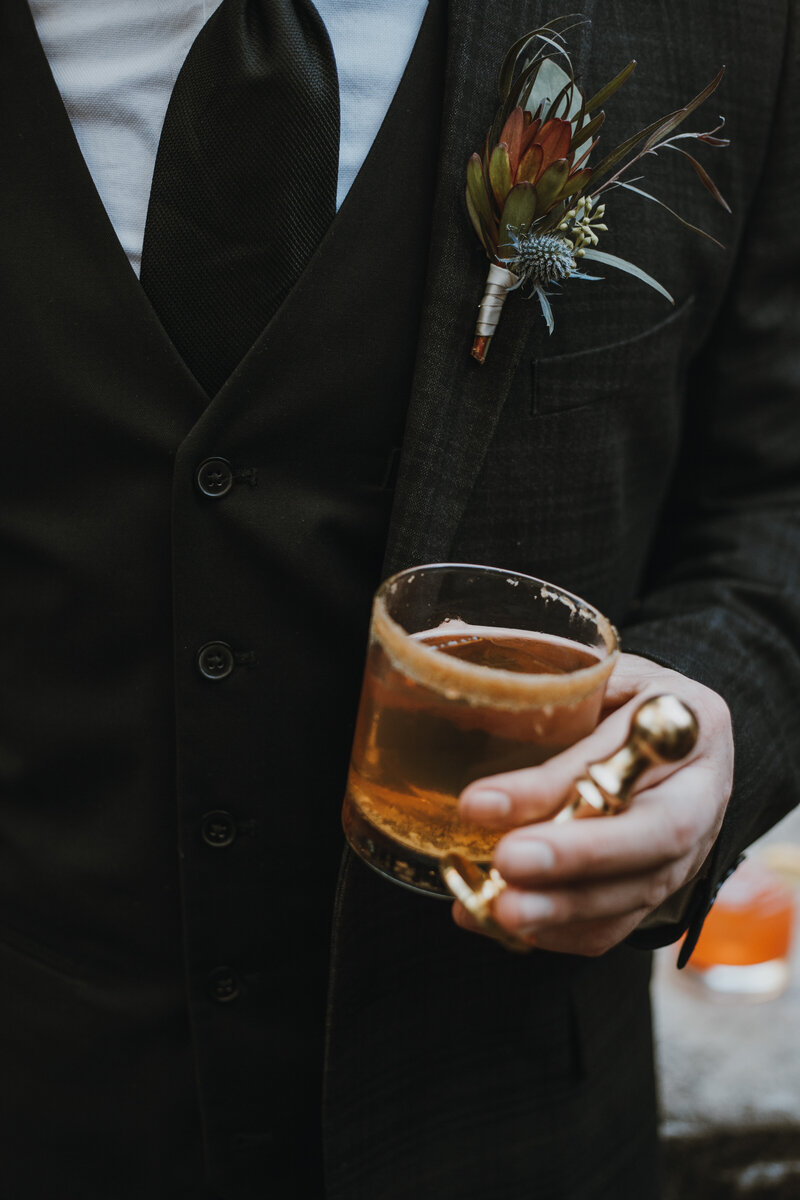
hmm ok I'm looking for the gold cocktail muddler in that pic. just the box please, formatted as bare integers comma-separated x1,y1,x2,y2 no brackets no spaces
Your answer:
442,694,699,950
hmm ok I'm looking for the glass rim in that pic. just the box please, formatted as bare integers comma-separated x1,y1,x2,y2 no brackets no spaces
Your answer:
373,563,619,709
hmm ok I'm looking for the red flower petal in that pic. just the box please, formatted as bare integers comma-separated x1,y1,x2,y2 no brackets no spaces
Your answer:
519,116,543,158
536,118,572,165
516,142,544,184
498,106,525,176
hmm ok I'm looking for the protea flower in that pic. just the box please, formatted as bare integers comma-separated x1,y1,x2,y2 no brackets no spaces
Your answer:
468,18,729,362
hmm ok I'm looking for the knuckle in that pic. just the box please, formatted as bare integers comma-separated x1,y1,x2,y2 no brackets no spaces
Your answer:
506,794,534,825
642,870,672,911
572,837,606,874
670,818,697,859
509,790,559,825
661,806,699,859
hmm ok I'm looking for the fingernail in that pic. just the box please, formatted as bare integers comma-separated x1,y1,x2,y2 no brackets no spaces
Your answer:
516,893,555,924
460,788,511,820
500,840,555,874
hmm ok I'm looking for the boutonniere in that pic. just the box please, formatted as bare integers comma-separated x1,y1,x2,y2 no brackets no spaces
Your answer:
467,18,729,362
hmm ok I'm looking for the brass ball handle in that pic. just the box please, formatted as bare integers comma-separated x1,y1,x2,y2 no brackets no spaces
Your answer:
440,694,699,951
553,694,699,822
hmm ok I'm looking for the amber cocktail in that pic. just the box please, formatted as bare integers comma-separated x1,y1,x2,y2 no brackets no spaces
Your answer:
342,564,619,895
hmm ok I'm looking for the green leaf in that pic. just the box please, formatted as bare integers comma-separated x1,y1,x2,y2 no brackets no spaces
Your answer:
668,126,730,150
586,110,683,190
533,158,570,213
615,181,726,246
579,247,674,302
570,109,605,152
535,199,571,237
526,57,574,120
571,135,599,173
466,186,491,254
466,153,496,235
547,79,576,124
668,146,731,212
524,20,585,68
558,167,592,202
535,284,556,334
642,67,726,151
508,59,544,126
584,61,636,114
498,31,540,100
694,132,730,147
501,18,585,111
498,182,537,251
568,86,590,145
498,15,587,102
495,58,543,150
489,143,513,208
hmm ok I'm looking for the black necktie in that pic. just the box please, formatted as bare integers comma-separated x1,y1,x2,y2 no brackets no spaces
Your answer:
140,0,339,397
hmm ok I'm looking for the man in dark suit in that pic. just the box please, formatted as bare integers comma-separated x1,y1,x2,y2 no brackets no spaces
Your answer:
1,1,799,1197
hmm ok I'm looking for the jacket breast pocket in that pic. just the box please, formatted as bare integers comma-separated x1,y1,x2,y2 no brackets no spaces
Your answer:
529,293,696,417
452,294,698,608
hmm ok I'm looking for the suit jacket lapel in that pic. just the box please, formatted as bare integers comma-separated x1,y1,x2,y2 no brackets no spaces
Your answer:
384,0,548,575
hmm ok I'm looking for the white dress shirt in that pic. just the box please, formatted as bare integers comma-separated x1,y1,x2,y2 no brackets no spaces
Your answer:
29,0,429,275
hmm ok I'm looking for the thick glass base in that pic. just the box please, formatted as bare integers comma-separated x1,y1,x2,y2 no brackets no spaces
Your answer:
342,792,478,898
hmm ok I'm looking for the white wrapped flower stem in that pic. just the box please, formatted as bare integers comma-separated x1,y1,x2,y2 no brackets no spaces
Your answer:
471,263,520,364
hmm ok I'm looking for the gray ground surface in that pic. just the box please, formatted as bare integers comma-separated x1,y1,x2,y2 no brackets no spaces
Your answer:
653,808,800,1197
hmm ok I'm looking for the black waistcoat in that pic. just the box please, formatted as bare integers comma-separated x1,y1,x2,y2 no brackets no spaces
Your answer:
0,2,445,1196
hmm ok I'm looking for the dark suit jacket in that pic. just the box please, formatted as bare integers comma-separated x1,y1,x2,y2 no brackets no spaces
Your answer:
2,1,799,1198
380,0,800,947
325,2,800,1195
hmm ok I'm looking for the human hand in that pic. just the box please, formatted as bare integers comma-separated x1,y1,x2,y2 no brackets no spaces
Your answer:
453,653,734,956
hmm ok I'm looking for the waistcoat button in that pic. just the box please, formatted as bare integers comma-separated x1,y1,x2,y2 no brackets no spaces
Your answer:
207,967,240,1003
197,642,234,680
201,810,237,847
196,457,233,497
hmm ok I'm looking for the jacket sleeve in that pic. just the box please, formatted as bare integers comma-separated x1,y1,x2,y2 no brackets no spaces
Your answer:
621,1,800,963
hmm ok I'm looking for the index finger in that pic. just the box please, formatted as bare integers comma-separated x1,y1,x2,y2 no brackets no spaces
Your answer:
460,692,698,830
492,760,720,886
